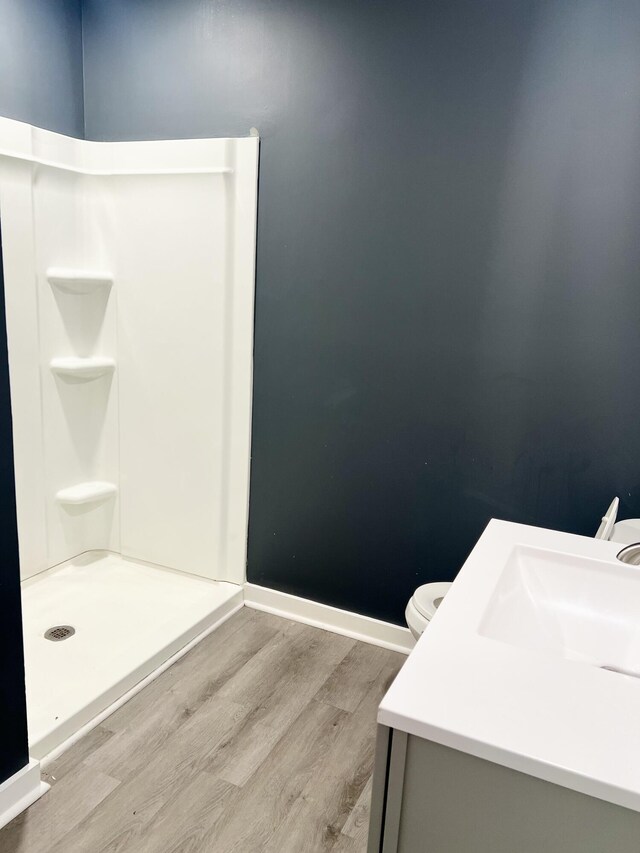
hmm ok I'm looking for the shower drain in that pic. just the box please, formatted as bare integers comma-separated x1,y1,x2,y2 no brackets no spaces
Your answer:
44,625,75,642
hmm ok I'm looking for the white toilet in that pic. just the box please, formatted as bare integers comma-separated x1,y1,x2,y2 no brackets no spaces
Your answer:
405,581,452,639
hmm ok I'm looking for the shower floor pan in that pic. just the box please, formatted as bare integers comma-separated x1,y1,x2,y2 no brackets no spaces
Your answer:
21,552,242,758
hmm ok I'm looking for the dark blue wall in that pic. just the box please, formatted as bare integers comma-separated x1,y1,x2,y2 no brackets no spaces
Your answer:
0,0,84,137
0,225,29,783
82,0,640,624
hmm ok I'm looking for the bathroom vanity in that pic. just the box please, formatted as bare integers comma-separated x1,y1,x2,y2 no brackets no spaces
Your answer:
368,520,640,852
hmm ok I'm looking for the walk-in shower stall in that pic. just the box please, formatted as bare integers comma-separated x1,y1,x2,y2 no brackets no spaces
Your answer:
0,115,258,757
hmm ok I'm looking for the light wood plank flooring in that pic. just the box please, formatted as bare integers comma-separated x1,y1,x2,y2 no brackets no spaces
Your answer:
0,608,404,852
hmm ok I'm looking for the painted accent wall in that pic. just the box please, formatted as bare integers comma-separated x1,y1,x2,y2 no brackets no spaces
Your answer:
82,0,640,624
0,224,29,783
0,0,84,138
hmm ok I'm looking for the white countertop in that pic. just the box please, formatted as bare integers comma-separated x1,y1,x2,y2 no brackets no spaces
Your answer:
378,519,640,812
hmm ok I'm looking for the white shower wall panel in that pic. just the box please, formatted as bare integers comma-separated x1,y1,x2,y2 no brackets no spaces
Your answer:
0,158,49,579
33,172,119,567
115,175,228,579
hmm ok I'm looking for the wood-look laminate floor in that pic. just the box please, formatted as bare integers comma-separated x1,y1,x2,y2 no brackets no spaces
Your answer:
0,608,404,853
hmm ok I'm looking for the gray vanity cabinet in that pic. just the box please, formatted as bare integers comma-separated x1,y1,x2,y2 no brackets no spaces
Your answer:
367,726,640,853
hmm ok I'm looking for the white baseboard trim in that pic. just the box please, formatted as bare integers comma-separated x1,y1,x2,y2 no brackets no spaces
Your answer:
243,584,415,654
0,759,49,830
40,599,244,767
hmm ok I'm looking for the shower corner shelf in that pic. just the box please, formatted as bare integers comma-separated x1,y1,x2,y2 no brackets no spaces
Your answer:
47,267,114,295
56,481,117,506
50,356,116,381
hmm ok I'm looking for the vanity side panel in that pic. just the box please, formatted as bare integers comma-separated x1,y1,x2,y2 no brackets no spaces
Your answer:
367,725,391,853
368,726,409,853
397,736,640,853
381,729,407,853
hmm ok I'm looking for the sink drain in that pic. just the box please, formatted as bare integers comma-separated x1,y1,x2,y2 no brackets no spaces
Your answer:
44,625,75,642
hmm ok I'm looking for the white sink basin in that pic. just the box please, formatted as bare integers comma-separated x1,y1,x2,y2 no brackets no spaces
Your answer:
479,545,640,677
